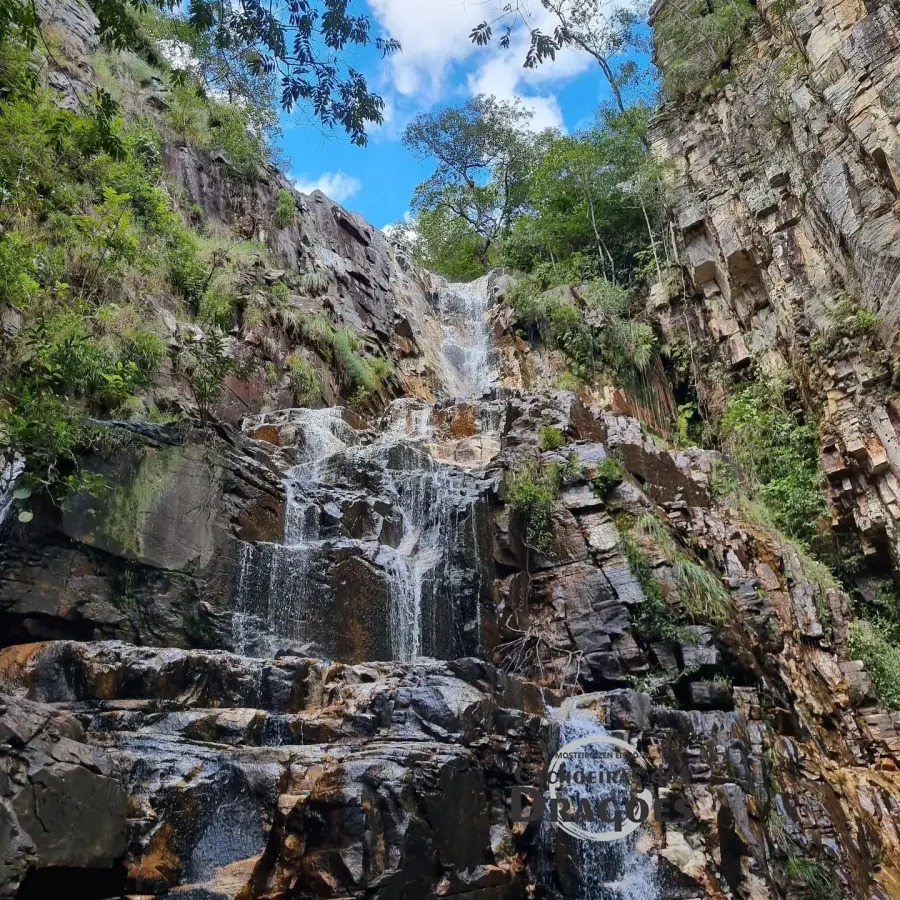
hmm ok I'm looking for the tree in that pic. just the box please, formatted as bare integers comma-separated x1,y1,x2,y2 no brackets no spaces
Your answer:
402,96,539,272
470,0,652,119
504,105,663,283
5,0,399,145
653,0,756,101
145,8,280,145
412,205,489,282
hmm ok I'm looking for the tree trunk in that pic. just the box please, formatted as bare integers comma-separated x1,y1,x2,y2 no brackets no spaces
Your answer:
639,195,662,282
476,238,492,272
587,195,614,284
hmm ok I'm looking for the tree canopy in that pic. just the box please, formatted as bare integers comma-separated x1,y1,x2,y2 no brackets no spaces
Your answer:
405,99,667,286
402,96,543,271
4,0,399,145
469,0,653,115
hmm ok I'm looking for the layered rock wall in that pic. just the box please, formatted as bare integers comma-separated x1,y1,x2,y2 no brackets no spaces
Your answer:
650,0,900,564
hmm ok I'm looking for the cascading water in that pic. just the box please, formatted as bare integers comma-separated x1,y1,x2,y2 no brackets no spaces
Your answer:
437,274,495,398
232,408,363,657
231,276,496,662
540,698,660,900
0,458,24,534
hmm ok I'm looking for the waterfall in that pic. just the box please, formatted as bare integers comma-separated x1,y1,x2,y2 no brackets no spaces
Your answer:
0,458,24,534
437,275,495,398
232,409,363,657
231,276,496,662
540,698,660,900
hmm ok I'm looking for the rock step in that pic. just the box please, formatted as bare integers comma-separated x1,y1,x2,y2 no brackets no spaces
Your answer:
0,641,544,732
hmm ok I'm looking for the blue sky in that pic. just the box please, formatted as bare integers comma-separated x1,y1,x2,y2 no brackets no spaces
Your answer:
280,0,626,230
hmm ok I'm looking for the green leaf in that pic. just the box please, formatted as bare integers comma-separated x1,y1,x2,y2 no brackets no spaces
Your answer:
12,485,32,500
18,509,34,523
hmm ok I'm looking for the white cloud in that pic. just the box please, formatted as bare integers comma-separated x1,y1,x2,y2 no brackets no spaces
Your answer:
367,0,598,135
367,0,492,100
383,210,416,242
292,171,362,203
157,38,199,72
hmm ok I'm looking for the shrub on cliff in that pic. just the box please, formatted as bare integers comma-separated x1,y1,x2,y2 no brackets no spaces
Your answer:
539,425,566,452
721,376,827,545
275,189,295,229
655,0,757,101
849,620,900,709
506,462,560,555
286,353,320,406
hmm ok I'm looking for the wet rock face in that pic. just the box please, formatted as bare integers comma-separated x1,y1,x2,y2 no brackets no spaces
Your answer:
231,405,498,663
0,424,285,649
3,395,900,899
0,642,546,899
0,692,127,899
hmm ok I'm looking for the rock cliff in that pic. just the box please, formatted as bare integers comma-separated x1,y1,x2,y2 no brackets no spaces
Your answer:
4,0,900,898
650,0,900,568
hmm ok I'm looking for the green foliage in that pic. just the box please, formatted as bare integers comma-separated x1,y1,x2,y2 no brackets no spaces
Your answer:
301,271,330,297
197,289,233,329
710,460,740,499
812,293,880,352
539,425,566,452
0,6,397,506
469,2,651,117
178,329,248,423
11,0,398,147
656,0,758,100
506,460,564,555
285,353,320,406
674,558,731,624
412,204,493,280
621,515,729,633
505,276,659,392
403,95,539,275
333,328,377,394
848,620,900,709
146,403,182,425
591,457,623,497
275,189,295,229
634,512,676,554
369,356,394,383
784,857,841,900
620,531,683,641
506,108,664,283
548,305,596,378
164,84,270,180
722,375,827,545
298,313,337,358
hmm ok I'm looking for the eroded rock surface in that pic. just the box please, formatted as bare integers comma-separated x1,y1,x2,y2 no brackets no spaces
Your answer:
0,642,546,899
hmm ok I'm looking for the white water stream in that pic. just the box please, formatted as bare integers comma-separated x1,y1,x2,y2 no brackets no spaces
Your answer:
542,698,660,900
232,277,496,661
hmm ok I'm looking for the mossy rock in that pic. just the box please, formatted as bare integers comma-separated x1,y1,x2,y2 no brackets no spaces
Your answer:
62,441,225,574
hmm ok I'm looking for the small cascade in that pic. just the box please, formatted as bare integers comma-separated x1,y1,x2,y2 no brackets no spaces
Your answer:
540,698,659,900
231,276,498,663
233,399,494,662
437,275,495,397
0,458,24,534
232,409,364,657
